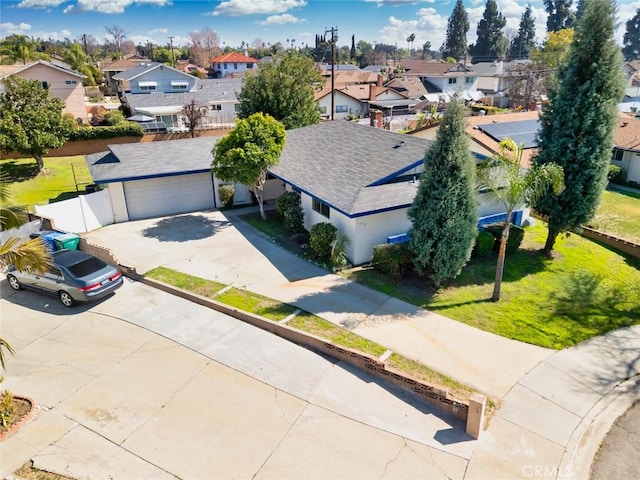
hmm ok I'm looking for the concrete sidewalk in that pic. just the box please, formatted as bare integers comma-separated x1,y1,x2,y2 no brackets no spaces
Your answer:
85,209,552,400
81,209,640,478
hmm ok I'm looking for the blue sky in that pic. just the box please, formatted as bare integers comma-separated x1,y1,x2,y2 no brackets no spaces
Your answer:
2,0,639,53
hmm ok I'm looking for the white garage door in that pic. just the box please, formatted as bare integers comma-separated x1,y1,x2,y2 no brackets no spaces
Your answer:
124,173,215,220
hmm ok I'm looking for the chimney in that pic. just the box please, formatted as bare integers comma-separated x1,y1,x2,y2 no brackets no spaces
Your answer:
369,83,377,101
377,73,383,87
369,110,383,128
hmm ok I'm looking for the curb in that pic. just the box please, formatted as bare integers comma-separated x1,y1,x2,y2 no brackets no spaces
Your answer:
558,374,640,479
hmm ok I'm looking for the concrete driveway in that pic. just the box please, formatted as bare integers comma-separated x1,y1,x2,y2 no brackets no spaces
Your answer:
0,276,471,480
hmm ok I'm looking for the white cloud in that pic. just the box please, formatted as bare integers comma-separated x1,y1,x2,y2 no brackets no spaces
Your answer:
64,0,170,15
257,14,305,25
148,28,168,34
17,0,67,8
211,0,307,17
365,0,434,6
0,22,32,35
379,10,448,50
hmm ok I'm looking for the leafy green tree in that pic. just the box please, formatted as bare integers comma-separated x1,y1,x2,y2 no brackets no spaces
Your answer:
0,34,43,65
408,99,478,288
544,0,575,33
534,0,625,255
421,41,432,59
470,0,508,62
211,113,286,219
62,43,100,86
531,28,574,68
510,5,537,59
0,77,75,172
477,139,564,301
236,53,322,130
442,0,470,61
623,8,640,61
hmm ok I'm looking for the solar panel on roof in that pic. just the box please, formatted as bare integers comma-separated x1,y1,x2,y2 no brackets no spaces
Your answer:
477,119,540,148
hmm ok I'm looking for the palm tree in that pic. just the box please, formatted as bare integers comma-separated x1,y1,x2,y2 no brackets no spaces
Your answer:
0,173,51,372
477,138,564,302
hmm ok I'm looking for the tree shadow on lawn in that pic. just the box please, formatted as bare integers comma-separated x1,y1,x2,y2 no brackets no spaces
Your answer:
142,213,230,242
547,270,640,337
0,160,39,182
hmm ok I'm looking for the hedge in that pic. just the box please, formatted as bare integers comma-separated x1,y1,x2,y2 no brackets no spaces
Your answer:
68,122,144,141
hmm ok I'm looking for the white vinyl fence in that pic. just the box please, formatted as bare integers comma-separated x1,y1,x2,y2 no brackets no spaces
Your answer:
35,189,114,233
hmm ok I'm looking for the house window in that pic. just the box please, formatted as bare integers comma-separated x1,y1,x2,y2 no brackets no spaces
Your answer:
318,106,327,114
234,103,241,112
211,104,222,111
41,81,49,89
465,77,474,84
224,63,228,69
234,63,238,70
246,63,254,68
140,84,156,91
336,105,348,113
448,78,457,85
171,81,189,91
65,80,78,85
612,149,624,162
312,198,330,218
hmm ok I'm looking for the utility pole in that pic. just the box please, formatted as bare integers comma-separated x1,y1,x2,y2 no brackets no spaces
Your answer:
325,26,338,121
168,36,175,67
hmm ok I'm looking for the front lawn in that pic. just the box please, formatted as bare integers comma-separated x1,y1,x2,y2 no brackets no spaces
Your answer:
1,156,92,210
590,188,640,243
344,224,640,349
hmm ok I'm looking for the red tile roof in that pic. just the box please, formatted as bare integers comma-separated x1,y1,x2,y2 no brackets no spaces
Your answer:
211,52,259,64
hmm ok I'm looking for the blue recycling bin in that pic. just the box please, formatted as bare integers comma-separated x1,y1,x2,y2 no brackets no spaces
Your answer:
41,231,64,251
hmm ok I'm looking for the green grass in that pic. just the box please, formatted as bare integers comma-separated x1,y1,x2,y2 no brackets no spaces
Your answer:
144,266,480,402
1,156,92,210
215,287,298,321
591,188,640,243
145,267,226,297
344,224,640,350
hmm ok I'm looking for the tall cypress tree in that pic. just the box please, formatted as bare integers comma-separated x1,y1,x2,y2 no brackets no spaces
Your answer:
408,99,478,288
544,0,575,33
470,0,508,62
623,8,640,61
509,5,537,59
350,35,356,60
534,0,625,254
442,0,469,61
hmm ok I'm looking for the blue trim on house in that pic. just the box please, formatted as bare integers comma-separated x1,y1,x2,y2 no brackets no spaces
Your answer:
94,169,213,185
478,210,524,227
367,159,424,187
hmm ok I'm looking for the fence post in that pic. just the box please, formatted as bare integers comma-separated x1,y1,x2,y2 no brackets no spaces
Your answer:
466,393,486,439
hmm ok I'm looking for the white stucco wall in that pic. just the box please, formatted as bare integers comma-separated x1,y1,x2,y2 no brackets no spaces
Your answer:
107,182,129,223
317,93,364,119
427,76,478,94
351,209,412,265
627,153,640,182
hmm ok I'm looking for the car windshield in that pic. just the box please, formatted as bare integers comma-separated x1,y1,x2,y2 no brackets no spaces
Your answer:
67,257,107,277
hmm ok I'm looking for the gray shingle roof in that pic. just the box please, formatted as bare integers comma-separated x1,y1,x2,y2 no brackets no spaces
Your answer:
125,78,242,109
86,137,220,183
112,62,163,80
270,121,430,217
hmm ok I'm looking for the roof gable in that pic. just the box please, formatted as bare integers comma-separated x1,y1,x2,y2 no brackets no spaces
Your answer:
270,121,431,216
0,60,84,80
113,63,194,82
211,52,259,64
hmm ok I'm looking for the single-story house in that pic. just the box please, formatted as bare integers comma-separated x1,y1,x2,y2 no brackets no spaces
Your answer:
101,54,151,95
270,121,520,265
85,137,258,222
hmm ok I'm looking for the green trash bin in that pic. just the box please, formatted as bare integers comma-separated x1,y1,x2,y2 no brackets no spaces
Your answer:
54,233,80,251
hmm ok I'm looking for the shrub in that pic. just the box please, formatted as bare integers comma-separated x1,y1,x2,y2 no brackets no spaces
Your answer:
103,110,126,126
473,230,495,257
372,243,413,280
331,234,351,270
0,390,15,428
276,191,304,233
607,164,626,184
483,223,525,253
309,222,337,260
68,122,144,140
218,184,235,208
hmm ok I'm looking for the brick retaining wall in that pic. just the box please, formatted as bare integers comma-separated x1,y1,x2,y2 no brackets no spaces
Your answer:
581,227,640,258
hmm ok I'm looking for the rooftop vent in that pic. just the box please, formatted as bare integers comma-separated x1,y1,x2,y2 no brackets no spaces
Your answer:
393,141,405,149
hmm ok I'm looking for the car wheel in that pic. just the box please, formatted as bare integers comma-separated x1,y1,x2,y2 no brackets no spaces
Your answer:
58,291,76,307
7,274,22,290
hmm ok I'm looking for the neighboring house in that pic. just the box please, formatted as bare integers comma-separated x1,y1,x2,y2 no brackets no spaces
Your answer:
176,60,208,78
0,60,87,123
101,54,150,95
402,60,483,103
414,109,640,183
113,62,197,95
315,82,410,119
210,52,258,78
123,78,242,130
385,76,429,99
270,121,522,265
84,137,255,223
